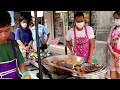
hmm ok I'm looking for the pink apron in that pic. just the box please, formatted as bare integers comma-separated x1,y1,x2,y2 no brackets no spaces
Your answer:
111,27,120,60
73,25,89,62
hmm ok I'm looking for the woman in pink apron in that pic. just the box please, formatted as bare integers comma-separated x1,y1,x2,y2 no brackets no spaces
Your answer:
66,12,94,63
107,11,120,79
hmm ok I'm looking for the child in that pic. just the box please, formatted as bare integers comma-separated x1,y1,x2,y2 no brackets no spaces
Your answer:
107,11,120,79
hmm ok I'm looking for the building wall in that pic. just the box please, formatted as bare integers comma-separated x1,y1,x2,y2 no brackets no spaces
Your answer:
44,11,54,44
96,11,114,41
94,11,114,63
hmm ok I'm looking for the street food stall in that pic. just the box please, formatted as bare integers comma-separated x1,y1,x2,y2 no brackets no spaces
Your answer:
29,11,108,79
41,55,108,79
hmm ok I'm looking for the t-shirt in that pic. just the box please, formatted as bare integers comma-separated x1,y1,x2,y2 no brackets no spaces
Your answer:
15,27,33,44
66,25,95,46
30,24,49,50
0,40,24,66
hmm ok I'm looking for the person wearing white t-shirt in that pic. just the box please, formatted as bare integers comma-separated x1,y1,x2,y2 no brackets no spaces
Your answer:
66,12,94,63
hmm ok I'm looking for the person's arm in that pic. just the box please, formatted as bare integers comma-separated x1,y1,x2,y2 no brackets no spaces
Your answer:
19,63,31,79
107,43,120,59
43,25,50,44
28,40,33,47
16,40,26,50
15,28,26,50
66,30,75,55
66,40,75,55
25,40,33,51
87,26,95,63
15,41,31,79
44,33,50,44
107,27,114,55
88,39,94,63
19,63,27,73
107,43,115,56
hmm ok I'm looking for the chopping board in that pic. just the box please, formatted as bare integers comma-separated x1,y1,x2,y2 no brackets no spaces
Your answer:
47,62,81,74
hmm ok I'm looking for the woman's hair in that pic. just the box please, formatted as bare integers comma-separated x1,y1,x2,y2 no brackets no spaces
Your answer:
0,11,11,28
113,11,120,17
19,16,27,27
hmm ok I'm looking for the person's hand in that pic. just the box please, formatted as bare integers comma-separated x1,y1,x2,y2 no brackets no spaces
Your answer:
112,52,120,60
22,71,31,79
29,49,36,52
23,74,31,79
26,46,30,50
20,46,26,50
25,46,31,52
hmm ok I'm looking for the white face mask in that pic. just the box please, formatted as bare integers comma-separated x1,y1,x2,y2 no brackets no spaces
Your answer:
115,19,120,26
76,22,84,29
21,23,27,28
